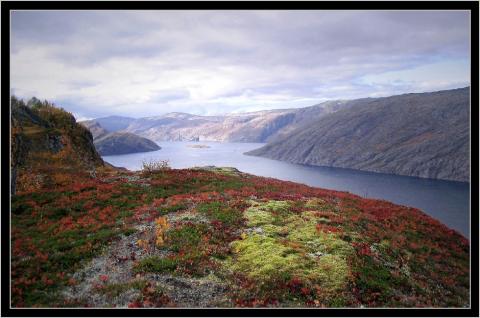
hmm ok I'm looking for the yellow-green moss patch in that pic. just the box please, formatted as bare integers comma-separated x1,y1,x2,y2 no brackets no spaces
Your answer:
227,234,303,281
244,200,292,227
287,222,354,258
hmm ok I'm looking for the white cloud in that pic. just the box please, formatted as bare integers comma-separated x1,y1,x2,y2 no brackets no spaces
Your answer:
11,10,470,118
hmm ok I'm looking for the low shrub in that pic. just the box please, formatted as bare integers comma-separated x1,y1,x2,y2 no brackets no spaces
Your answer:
141,159,171,175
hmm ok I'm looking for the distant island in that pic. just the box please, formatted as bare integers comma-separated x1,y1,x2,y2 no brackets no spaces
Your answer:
80,119,160,156
187,144,210,149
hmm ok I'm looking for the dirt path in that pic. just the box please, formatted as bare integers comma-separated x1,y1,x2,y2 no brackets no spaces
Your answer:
61,210,231,308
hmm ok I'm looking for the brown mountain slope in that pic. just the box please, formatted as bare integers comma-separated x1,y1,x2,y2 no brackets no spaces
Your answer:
246,87,470,182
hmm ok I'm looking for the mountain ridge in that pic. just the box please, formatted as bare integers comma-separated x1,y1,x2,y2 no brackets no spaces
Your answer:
246,87,470,182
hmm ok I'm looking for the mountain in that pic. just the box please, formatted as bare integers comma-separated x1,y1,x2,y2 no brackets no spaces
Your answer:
119,103,348,142
79,120,161,156
80,119,108,139
10,96,104,194
94,132,161,155
94,115,136,132
246,87,470,182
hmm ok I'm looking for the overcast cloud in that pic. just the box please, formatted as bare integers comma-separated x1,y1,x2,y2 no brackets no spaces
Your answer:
11,10,470,119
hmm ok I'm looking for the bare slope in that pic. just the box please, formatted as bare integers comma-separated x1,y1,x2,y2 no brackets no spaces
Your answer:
246,87,470,182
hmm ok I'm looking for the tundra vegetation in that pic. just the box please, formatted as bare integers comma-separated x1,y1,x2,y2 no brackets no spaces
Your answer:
10,97,469,308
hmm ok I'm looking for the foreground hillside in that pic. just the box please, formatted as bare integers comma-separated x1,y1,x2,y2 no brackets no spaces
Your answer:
10,98,469,308
247,87,470,182
11,167,469,308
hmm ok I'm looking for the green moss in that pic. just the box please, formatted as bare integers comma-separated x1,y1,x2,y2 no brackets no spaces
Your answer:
261,224,286,237
226,234,303,281
225,233,351,295
305,254,350,293
133,256,178,273
244,200,292,227
225,203,354,297
287,222,353,258
99,280,147,299
305,198,327,209
244,207,275,227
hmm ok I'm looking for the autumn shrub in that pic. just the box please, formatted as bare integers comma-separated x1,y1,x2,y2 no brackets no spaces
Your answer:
154,217,169,247
141,159,171,176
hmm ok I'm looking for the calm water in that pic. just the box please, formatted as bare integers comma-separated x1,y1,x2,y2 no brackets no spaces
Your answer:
103,141,470,239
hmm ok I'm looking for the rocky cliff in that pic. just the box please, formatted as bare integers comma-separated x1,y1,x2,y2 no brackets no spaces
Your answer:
246,87,470,182
11,96,104,194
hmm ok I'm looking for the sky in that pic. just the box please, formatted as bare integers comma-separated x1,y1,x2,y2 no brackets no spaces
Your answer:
11,10,470,120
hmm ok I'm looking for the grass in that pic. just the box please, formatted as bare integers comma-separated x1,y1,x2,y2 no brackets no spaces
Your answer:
197,201,243,226
133,257,179,274
98,280,148,299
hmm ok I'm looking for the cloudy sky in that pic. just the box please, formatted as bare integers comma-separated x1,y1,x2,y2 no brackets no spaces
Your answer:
11,10,470,119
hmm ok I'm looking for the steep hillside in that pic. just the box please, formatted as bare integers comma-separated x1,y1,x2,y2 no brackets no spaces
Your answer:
246,87,470,182
11,96,104,194
94,132,161,155
80,120,161,155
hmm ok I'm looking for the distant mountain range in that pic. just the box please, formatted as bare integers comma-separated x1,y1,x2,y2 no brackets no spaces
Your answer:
89,101,350,143
83,87,470,182
80,120,160,156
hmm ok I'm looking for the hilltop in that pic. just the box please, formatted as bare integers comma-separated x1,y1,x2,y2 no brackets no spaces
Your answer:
11,96,103,195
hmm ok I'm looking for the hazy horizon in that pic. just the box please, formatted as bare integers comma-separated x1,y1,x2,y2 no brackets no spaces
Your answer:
11,10,470,120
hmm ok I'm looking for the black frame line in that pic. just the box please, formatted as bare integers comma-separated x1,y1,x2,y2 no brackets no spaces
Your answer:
1,1,478,317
